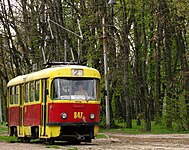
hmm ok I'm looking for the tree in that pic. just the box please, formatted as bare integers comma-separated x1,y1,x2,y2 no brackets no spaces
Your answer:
0,0,189,131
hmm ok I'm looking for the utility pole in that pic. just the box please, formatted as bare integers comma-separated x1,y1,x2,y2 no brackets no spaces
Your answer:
102,16,110,129
102,0,116,130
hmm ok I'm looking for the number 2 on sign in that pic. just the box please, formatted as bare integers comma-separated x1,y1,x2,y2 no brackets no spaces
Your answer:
74,112,83,119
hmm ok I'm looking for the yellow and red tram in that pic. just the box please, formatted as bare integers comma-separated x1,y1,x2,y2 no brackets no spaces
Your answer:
7,65,101,143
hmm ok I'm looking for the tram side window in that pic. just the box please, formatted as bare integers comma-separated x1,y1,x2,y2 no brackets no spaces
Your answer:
96,79,100,99
9,86,19,105
52,79,70,99
52,79,60,99
35,80,40,101
15,86,19,104
30,82,35,102
25,83,29,103
20,84,23,105
10,87,14,104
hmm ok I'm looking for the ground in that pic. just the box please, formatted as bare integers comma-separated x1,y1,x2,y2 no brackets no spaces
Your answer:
0,133,189,150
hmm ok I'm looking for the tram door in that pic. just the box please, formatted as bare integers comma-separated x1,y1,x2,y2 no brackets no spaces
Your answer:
19,84,24,135
41,79,48,136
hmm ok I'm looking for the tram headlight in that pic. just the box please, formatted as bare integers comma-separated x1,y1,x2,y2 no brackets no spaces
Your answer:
90,113,95,120
61,112,67,119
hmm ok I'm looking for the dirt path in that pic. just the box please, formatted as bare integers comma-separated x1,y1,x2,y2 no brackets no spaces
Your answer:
0,133,189,150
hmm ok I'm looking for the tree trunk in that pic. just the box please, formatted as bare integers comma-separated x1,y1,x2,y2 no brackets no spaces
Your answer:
141,1,151,131
133,16,141,126
155,8,163,124
176,19,189,130
121,0,133,128
185,72,189,130
164,27,173,129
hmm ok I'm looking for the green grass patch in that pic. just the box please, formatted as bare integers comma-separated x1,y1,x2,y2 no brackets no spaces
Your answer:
0,123,8,135
96,133,107,138
100,120,189,134
46,145,61,149
0,123,17,143
67,148,78,150
0,136,18,143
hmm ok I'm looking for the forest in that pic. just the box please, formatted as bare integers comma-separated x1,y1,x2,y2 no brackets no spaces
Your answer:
0,0,189,131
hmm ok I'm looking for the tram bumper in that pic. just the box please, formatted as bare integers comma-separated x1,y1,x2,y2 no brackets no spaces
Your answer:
47,122,99,142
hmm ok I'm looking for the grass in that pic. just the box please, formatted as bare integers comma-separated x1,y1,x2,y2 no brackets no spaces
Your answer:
66,148,78,150
96,133,107,138
99,120,189,134
46,145,61,149
0,122,18,143
0,123,7,134
0,136,17,143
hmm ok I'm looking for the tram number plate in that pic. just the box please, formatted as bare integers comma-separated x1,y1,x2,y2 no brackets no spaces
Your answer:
74,112,83,119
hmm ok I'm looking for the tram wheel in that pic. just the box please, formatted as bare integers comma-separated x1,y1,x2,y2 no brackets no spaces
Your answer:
19,137,31,143
45,138,55,145
85,137,92,143
68,140,81,145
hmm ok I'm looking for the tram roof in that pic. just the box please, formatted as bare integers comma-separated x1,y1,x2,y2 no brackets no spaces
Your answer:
7,65,100,87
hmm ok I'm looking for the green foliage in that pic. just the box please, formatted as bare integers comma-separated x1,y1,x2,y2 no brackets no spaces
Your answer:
100,113,106,128
1,0,189,132
100,120,189,134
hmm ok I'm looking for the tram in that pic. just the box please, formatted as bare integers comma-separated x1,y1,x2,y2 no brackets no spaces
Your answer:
7,64,101,144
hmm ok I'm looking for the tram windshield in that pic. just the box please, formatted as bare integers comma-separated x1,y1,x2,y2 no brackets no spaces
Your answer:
51,78,100,100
